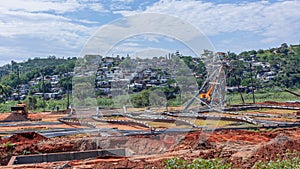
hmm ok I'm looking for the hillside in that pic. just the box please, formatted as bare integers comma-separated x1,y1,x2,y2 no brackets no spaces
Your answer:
0,43,299,106
0,56,76,89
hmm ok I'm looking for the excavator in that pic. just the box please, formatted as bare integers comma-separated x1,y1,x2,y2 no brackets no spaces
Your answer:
184,79,216,110
198,80,216,104
182,59,225,111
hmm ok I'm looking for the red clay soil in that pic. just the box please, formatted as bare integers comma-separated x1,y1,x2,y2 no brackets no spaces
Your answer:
5,132,46,144
0,132,47,165
230,134,300,168
207,130,273,143
0,133,100,166
257,101,300,107
1,128,300,168
0,112,27,122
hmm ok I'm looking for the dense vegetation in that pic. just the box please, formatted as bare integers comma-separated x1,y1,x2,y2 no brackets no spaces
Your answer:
0,56,76,88
0,43,299,112
164,158,232,169
226,43,300,89
164,150,300,169
0,56,76,103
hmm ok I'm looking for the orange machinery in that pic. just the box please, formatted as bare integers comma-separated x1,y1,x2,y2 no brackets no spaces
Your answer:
198,80,216,104
184,80,216,110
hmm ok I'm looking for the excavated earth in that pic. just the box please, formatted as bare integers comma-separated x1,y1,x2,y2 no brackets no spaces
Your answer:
0,128,299,169
0,102,299,168
257,101,300,107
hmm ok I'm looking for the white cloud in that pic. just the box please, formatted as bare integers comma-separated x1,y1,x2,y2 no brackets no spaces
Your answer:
0,0,108,60
0,46,33,65
105,35,177,57
1,0,299,66
132,48,170,59
109,0,136,11
120,42,141,47
82,13,214,59
89,3,108,12
0,0,109,65
1,0,80,13
0,9,98,47
112,0,135,3
116,0,300,50
1,0,107,13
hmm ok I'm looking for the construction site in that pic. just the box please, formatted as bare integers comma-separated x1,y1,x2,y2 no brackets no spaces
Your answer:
1,56,300,169
0,100,300,168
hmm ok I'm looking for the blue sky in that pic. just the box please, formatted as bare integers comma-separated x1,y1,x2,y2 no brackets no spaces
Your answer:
0,0,299,65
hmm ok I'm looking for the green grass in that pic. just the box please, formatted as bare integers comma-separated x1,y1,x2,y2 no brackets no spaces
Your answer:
2,141,15,148
227,89,300,105
1,88,299,113
0,101,18,113
0,97,69,113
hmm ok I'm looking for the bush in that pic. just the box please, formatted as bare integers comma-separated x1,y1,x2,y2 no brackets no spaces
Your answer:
97,98,114,107
253,150,300,169
164,158,232,169
130,90,150,108
27,96,37,110
0,101,18,113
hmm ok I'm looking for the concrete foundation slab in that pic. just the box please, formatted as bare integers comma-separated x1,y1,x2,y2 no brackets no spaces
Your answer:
9,148,132,166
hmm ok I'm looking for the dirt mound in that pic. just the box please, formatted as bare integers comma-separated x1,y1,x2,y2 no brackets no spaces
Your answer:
170,131,214,151
2,128,300,168
1,112,27,122
208,130,273,143
7,132,46,143
0,132,46,165
258,101,300,107
51,109,72,114
109,134,185,155
231,134,300,168
253,135,300,159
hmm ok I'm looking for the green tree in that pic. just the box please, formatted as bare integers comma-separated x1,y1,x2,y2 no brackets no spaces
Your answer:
227,52,237,60
27,96,37,110
130,90,150,108
58,76,72,90
1,73,19,88
39,81,51,93
0,84,11,103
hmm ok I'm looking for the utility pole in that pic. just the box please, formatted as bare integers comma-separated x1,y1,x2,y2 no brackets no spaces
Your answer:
233,71,245,105
64,67,70,110
229,60,245,105
249,62,255,104
67,74,70,109
41,70,46,112
16,65,20,102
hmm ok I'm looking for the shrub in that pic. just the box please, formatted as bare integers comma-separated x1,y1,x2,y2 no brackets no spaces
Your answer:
2,141,15,148
164,158,232,169
253,150,300,169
